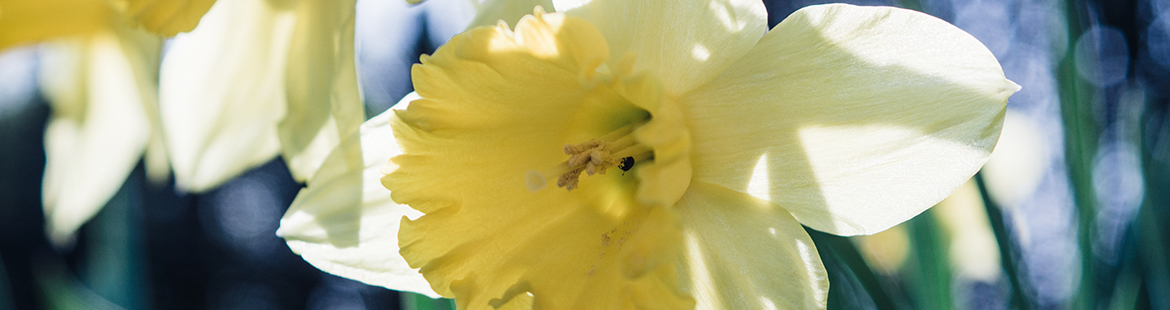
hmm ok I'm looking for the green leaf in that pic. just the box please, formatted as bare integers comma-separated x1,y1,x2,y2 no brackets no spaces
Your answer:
402,292,457,310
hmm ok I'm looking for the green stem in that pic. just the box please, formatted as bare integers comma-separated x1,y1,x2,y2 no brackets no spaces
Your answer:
1136,198,1169,309
1138,109,1170,309
973,174,1031,310
402,292,457,310
1057,0,1100,308
807,229,900,310
908,211,950,310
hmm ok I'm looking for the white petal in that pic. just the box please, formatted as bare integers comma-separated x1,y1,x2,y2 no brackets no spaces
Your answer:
159,0,290,192
675,182,828,310
41,29,160,245
278,93,437,297
683,4,1017,235
552,0,766,96
279,0,364,183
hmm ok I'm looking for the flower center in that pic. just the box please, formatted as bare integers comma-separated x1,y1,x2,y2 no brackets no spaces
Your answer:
527,121,654,191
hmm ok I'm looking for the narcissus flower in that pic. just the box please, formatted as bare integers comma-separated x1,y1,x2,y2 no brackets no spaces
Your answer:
281,1,1018,309
6,0,215,245
14,0,362,244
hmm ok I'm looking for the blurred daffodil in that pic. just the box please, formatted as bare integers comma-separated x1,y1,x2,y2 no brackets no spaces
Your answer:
934,180,1003,282
281,1,1017,309
8,0,214,245
981,111,1049,208
38,23,164,246
14,0,362,245
159,0,364,192
0,0,214,51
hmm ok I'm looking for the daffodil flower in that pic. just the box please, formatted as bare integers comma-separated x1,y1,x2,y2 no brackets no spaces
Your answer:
4,0,214,245
11,0,360,244
281,1,1017,309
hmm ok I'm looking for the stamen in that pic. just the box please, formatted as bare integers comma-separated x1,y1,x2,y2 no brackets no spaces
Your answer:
526,162,573,191
526,122,654,192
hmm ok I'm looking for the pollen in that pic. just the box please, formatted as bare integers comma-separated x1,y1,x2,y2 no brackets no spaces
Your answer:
526,121,654,192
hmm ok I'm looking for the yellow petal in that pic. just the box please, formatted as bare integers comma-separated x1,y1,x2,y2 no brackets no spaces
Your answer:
682,4,1018,236
386,13,693,309
40,28,161,245
552,0,766,95
396,183,691,309
121,0,217,36
466,0,554,29
158,0,290,192
0,0,110,51
278,94,436,297
279,0,364,183
675,182,828,310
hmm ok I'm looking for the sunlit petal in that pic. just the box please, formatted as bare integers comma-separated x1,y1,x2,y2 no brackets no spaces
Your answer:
551,0,766,95
279,0,364,183
467,0,554,29
278,94,436,297
683,4,1017,235
676,182,828,310
159,0,289,192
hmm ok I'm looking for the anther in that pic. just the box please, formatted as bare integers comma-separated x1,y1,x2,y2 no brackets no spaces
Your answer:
527,122,653,192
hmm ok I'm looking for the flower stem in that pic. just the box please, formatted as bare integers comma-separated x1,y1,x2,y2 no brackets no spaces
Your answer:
974,173,1032,310
401,292,456,310
806,228,901,310
1058,0,1101,308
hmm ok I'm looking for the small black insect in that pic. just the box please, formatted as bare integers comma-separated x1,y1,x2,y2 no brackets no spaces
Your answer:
618,156,635,175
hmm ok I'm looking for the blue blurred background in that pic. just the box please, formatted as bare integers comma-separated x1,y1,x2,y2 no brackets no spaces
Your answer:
1,0,1168,309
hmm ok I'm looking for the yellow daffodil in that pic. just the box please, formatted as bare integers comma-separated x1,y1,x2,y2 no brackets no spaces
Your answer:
5,0,214,245
0,0,215,51
281,1,1018,309
275,0,551,297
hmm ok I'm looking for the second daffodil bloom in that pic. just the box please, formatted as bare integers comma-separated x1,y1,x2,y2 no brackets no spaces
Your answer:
285,1,1018,309
2,0,215,245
